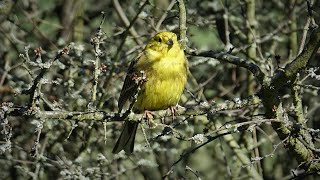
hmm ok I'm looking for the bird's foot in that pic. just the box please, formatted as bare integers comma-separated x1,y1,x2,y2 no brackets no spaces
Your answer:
143,110,154,127
163,106,179,124
170,106,177,121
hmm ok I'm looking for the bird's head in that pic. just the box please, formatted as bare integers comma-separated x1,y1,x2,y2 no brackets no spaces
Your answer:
146,32,181,57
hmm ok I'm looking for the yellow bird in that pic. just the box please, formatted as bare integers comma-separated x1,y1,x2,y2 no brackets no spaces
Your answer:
112,32,188,154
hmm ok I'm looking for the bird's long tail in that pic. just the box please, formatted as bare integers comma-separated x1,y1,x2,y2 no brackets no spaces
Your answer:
112,121,139,154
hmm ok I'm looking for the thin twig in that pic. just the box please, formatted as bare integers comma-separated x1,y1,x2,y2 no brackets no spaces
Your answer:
112,0,143,45
155,0,176,31
177,0,187,50
189,51,266,84
90,12,106,108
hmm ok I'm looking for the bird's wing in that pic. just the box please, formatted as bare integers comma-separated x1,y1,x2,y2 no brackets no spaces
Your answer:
118,53,145,112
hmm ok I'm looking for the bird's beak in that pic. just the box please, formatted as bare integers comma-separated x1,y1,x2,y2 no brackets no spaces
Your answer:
166,39,174,46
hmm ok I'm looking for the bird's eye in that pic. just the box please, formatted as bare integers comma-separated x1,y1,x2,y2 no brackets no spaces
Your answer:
155,37,162,43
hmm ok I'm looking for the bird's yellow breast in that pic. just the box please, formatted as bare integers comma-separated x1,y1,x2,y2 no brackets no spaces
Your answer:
133,49,187,112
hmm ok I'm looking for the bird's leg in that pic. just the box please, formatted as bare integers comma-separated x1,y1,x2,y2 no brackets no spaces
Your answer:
161,106,179,124
169,106,179,123
170,106,176,120
143,110,154,127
